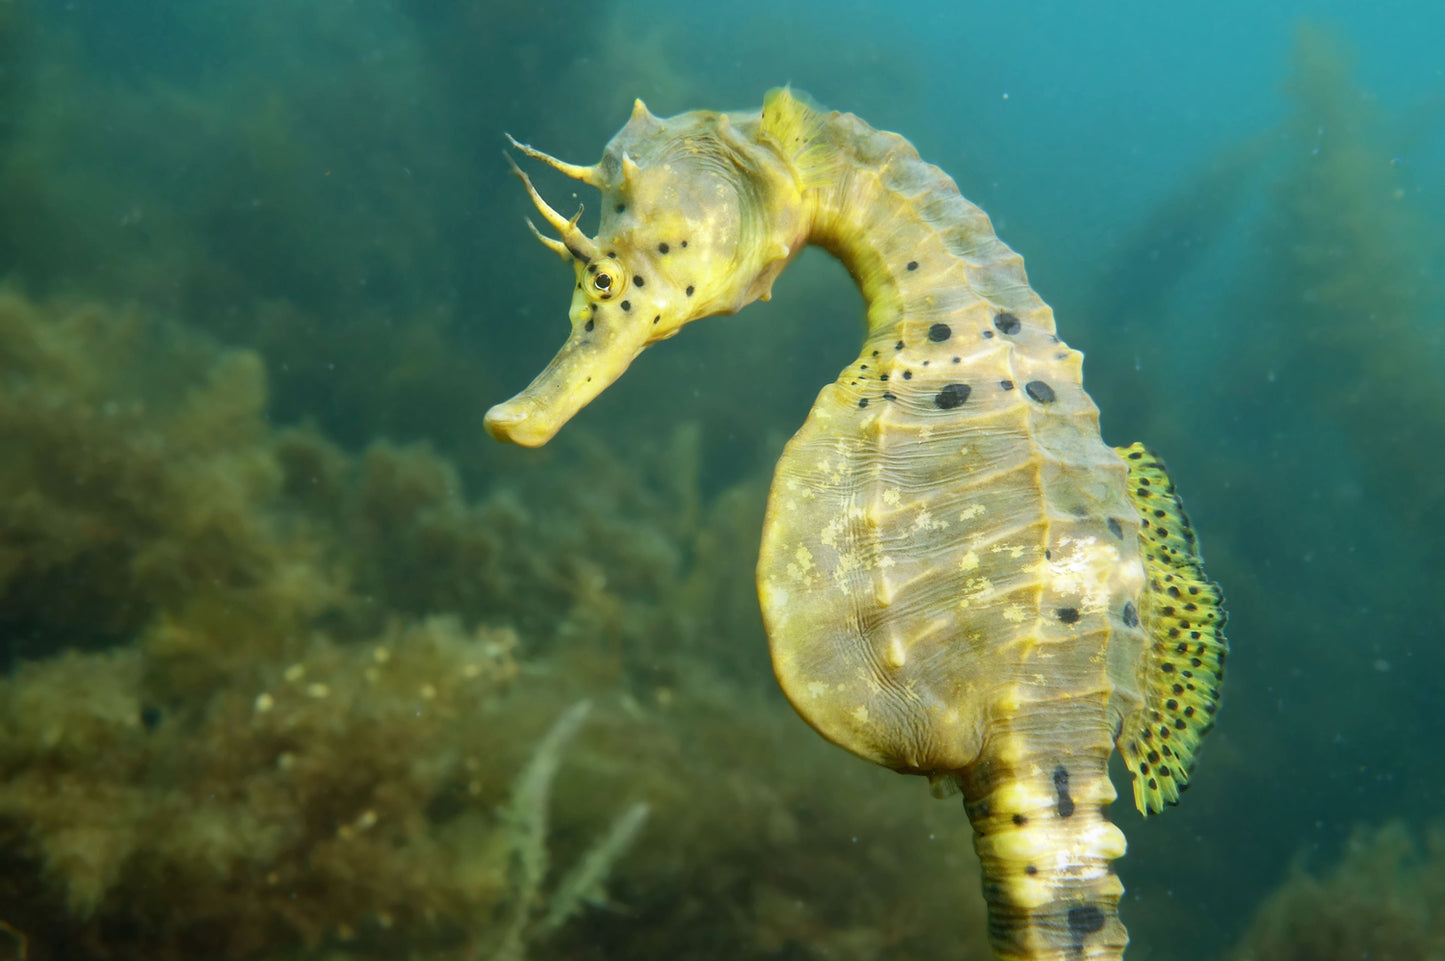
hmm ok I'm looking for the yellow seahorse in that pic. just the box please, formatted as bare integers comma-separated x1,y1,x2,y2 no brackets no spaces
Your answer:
486,89,1227,961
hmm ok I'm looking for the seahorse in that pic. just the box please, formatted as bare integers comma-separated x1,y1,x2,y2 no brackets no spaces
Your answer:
485,89,1227,961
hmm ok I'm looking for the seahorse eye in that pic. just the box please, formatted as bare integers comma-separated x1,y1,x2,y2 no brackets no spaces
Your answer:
583,259,627,301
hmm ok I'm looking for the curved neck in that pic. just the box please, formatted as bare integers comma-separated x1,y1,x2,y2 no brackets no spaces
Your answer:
760,97,1059,354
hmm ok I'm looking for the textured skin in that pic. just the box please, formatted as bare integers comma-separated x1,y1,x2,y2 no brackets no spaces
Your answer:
488,89,1226,961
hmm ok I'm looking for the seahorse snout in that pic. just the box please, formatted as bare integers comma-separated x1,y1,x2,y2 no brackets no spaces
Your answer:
484,317,649,447
482,400,545,446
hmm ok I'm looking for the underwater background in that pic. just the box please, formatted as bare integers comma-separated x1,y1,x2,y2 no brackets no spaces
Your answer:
1,0,1442,958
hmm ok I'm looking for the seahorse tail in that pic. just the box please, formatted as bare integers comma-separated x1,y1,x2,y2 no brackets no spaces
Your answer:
959,731,1129,961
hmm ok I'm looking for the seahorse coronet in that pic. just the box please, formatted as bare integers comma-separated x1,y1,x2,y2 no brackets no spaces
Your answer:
489,87,1228,961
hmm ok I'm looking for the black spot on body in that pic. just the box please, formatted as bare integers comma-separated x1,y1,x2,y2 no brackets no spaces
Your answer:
928,323,951,342
1107,517,1124,539
882,391,897,401
1057,607,1080,624
993,312,1022,335
1025,381,1056,404
633,275,645,287
1012,813,1027,826
685,285,695,296
566,245,587,261
1000,379,1014,390
934,383,971,409
858,398,869,408
1068,905,1106,936
615,203,626,213
1025,864,1038,875
1053,766,1075,818
680,240,688,247
658,242,670,254
584,319,595,332
907,260,919,271
620,300,631,311
1122,601,1139,627
902,370,912,380
653,315,661,324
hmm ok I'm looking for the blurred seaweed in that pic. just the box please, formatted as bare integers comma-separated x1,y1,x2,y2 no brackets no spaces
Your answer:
0,284,991,959
1226,821,1445,961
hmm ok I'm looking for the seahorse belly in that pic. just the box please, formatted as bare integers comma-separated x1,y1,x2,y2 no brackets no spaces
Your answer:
759,294,1144,960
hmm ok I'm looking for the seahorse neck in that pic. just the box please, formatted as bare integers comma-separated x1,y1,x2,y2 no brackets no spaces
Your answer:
788,111,1057,349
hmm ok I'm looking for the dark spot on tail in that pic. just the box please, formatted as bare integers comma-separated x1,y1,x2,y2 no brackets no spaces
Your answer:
1053,766,1075,817
1056,607,1080,624
928,323,951,342
1067,904,1105,935
994,311,1021,335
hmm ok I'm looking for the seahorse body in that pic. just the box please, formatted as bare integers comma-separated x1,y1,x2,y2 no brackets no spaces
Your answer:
486,90,1227,961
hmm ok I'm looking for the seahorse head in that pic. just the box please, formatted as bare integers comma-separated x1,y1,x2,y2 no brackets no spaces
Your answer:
485,99,806,446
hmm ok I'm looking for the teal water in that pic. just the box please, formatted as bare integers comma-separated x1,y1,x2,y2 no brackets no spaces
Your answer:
0,2,1441,959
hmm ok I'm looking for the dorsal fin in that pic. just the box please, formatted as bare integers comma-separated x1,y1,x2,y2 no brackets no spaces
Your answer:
1114,443,1228,816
